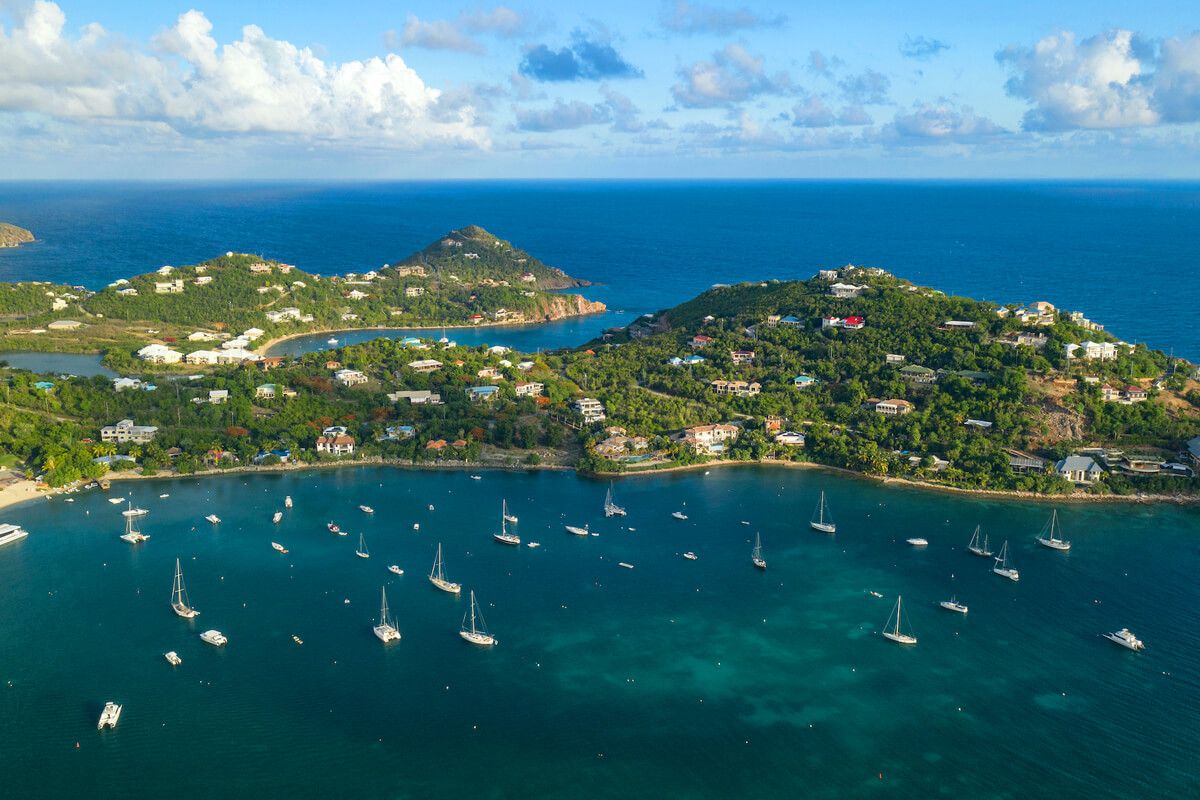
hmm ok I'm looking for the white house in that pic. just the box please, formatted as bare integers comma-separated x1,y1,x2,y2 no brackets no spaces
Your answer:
154,279,184,294
408,359,442,373
334,369,368,386
388,390,442,405
829,282,866,298
188,331,218,341
775,431,806,446
573,397,607,423
184,349,222,365
515,381,544,397
874,399,914,416
1055,455,1104,484
1065,340,1118,361
207,389,229,404
242,327,265,341
100,419,158,443
137,344,183,364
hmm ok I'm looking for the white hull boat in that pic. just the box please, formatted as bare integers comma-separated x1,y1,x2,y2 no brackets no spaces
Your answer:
882,596,918,645
359,505,374,514
494,500,520,545
97,701,122,730
967,525,992,557
373,587,401,643
200,629,227,646
170,558,200,618
1036,509,1071,551
992,540,1020,581
272,511,282,524
751,532,766,569
388,565,404,576
565,524,589,536
459,590,495,646
939,597,968,614
205,514,220,524
906,538,929,547
355,532,370,558
1104,628,1145,651
810,491,836,533
429,543,461,593
671,511,688,520
164,651,182,666
271,542,288,554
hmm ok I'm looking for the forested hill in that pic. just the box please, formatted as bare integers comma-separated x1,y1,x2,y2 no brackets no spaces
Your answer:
395,225,588,290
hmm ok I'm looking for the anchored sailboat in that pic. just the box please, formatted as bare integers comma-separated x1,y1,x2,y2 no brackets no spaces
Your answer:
119,502,149,544
810,491,836,533
1036,509,1071,551
751,532,767,569
604,482,627,517
459,590,496,646
429,543,461,594
967,525,992,557
170,558,199,618
373,586,401,642
494,500,521,545
356,533,370,559
993,540,1020,581
882,596,918,645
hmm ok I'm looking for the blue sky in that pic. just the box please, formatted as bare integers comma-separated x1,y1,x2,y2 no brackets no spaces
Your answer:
1,0,1198,178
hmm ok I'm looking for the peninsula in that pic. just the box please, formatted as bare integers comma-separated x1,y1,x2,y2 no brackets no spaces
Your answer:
1,264,1198,501
0,223,34,248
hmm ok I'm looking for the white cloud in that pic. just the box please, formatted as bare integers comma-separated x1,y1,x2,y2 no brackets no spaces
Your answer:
659,1,786,36
460,7,536,38
393,15,485,54
671,44,791,108
0,2,488,148
514,99,610,132
885,101,1005,141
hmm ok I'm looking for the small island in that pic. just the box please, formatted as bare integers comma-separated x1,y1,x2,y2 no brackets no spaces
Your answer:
0,223,34,248
0,263,1197,501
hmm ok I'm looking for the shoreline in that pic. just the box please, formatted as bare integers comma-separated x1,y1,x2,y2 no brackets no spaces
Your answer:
7,454,1195,515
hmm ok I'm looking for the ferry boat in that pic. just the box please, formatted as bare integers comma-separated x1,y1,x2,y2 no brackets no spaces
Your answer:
373,586,401,643
285,495,293,509
199,629,228,646
671,511,688,521
603,483,626,517
388,564,404,576
939,597,969,614
170,558,199,618
459,590,495,646
272,511,282,524
992,540,1020,581
428,543,461,594
355,533,370,559
906,538,929,547
97,701,122,730
881,596,918,645
751,532,766,570
564,524,589,536
1104,628,1145,651
0,523,29,548
271,542,288,554
494,500,521,545
810,491,836,533
1035,509,1072,552
967,525,992,557
359,505,374,514
205,514,221,524
164,651,182,666
683,551,698,561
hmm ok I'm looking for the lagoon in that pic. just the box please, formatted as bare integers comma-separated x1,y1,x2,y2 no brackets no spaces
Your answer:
0,465,1195,799
0,351,114,377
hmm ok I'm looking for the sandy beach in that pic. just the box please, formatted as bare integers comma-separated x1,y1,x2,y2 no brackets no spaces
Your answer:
0,477,44,513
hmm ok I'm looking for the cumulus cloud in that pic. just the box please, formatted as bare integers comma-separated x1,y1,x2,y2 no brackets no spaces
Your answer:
659,1,786,35
0,2,488,148
838,69,891,105
996,29,1200,131
900,35,949,60
791,93,872,128
671,44,791,108
518,31,642,82
884,101,1005,141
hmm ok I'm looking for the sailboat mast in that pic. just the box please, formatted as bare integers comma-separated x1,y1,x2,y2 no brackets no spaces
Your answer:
469,591,477,633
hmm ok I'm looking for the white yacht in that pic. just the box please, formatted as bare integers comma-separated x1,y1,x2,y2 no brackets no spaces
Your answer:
1104,628,1145,651
355,533,370,559
459,590,496,646
108,497,125,505
494,500,521,545
671,511,688,521
882,596,918,645
205,514,221,524
565,524,589,536
327,337,339,345
992,540,1020,581
683,551,698,561
429,543,461,594
359,505,374,514
97,701,122,730
810,491,836,533
285,495,293,509
1036,509,1071,552
470,475,482,481
751,532,766,569
121,505,149,518
170,558,199,618
272,511,283,524
503,502,519,524
0,523,29,547
164,651,182,666
906,538,929,547
388,564,404,576
199,629,227,646
373,587,401,643
967,525,992,557
939,596,969,614
271,542,288,554
603,483,626,517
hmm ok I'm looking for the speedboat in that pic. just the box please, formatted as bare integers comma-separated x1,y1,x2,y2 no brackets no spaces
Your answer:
388,564,404,575
683,552,698,561
527,542,540,548
205,514,221,524
413,523,420,531
164,651,182,666
327,522,341,534
1104,628,1145,651
97,701,122,730
565,524,589,536
939,597,969,614
327,337,338,345
271,542,288,554
199,629,228,646
470,475,482,481
671,511,688,520
906,538,929,547
359,505,374,514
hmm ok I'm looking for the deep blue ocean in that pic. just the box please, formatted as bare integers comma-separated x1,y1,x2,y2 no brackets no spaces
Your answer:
1,181,1198,357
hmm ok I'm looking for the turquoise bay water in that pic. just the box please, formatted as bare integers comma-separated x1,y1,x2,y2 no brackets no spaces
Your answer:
1,466,1197,798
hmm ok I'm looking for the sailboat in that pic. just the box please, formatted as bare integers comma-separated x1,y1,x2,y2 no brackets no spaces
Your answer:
459,590,496,646
355,533,370,559
120,505,149,544
494,500,521,545
564,523,589,536
1035,509,1071,551
967,525,992,557
881,596,918,645
429,543,461,594
603,482,626,517
170,558,199,618
992,540,1020,581
810,491,836,533
751,532,767,569
373,586,401,642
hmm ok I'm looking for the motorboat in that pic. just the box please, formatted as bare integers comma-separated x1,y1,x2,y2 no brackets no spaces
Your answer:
164,651,182,666
271,542,288,554
0,523,29,548
388,564,404,576
327,337,339,345
683,552,698,561
272,511,282,524
327,522,341,534
671,511,688,521
906,538,929,547
205,514,221,524
1104,628,1145,651
284,495,293,509
939,597,969,614
359,505,374,514
97,701,122,730
199,629,228,646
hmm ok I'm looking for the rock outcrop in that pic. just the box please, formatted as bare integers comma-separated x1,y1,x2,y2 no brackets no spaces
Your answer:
0,223,34,248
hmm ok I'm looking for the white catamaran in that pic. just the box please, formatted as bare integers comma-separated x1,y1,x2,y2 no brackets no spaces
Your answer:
810,491,836,533
1036,509,1071,552
967,525,992,557
429,543,461,594
494,500,521,546
603,482,626,517
355,533,370,559
882,596,918,645
993,540,1020,581
170,558,199,618
459,590,496,646
120,504,149,544
751,532,767,569
373,586,401,643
